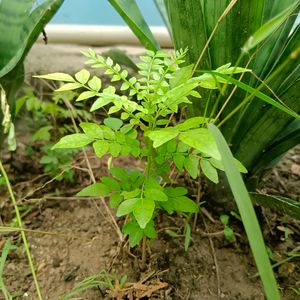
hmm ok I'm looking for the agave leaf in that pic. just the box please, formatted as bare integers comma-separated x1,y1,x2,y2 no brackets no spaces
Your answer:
242,2,299,53
108,0,159,51
0,0,64,77
250,193,300,220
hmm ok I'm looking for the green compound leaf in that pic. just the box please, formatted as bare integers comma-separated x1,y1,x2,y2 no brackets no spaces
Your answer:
164,187,188,197
116,198,140,217
101,176,120,192
76,91,98,102
80,122,104,139
144,220,157,239
75,69,90,84
88,76,102,91
90,97,112,111
175,117,209,131
109,192,122,208
93,140,109,158
55,82,82,92
52,133,94,149
76,183,110,197
122,220,144,247
144,188,168,202
172,196,198,213
200,158,219,183
184,156,199,179
148,127,179,148
104,117,123,130
133,198,155,229
34,72,74,82
179,128,221,160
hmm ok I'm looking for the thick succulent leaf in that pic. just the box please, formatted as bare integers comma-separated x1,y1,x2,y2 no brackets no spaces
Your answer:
108,0,159,51
250,193,300,220
0,0,64,77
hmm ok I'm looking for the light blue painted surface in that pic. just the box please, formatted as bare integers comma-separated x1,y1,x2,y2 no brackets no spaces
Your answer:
51,0,164,26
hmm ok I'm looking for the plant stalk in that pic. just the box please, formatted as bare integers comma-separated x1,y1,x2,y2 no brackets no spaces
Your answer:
0,160,43,300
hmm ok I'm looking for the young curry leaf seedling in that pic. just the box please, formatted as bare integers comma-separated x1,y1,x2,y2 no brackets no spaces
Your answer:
36,49,248,263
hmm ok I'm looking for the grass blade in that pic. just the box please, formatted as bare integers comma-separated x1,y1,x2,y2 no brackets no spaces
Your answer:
0,240,12,300
207,123,280,300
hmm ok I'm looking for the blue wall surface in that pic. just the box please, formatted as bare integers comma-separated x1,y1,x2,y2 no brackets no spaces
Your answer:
51,0,164,26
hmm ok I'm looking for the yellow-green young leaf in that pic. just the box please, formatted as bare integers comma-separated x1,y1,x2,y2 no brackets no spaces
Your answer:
200,158,218,183
55,83,82,92
76,91,98,101
108,105,122,114
80,122,104,139
133,198,155,229
144,188,168,202
116,198,140,217
109,141,121,157
93,140,109,157
170,64,194,88
75,69,90,84
88,76,102,91
172,196,198,213
209,157,247,174
90,97,112,111
184,156,199,179
52,133,93,149
101,176,120,191
179,128,221,160
175,117,210,131
148,128,179,148
76,183,110,197
33,73,74,82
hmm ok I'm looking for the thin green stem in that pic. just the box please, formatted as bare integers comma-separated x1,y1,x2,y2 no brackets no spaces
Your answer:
0,160,43,300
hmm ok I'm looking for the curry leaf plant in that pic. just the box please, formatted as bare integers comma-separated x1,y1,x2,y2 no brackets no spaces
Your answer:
35,49,248,254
